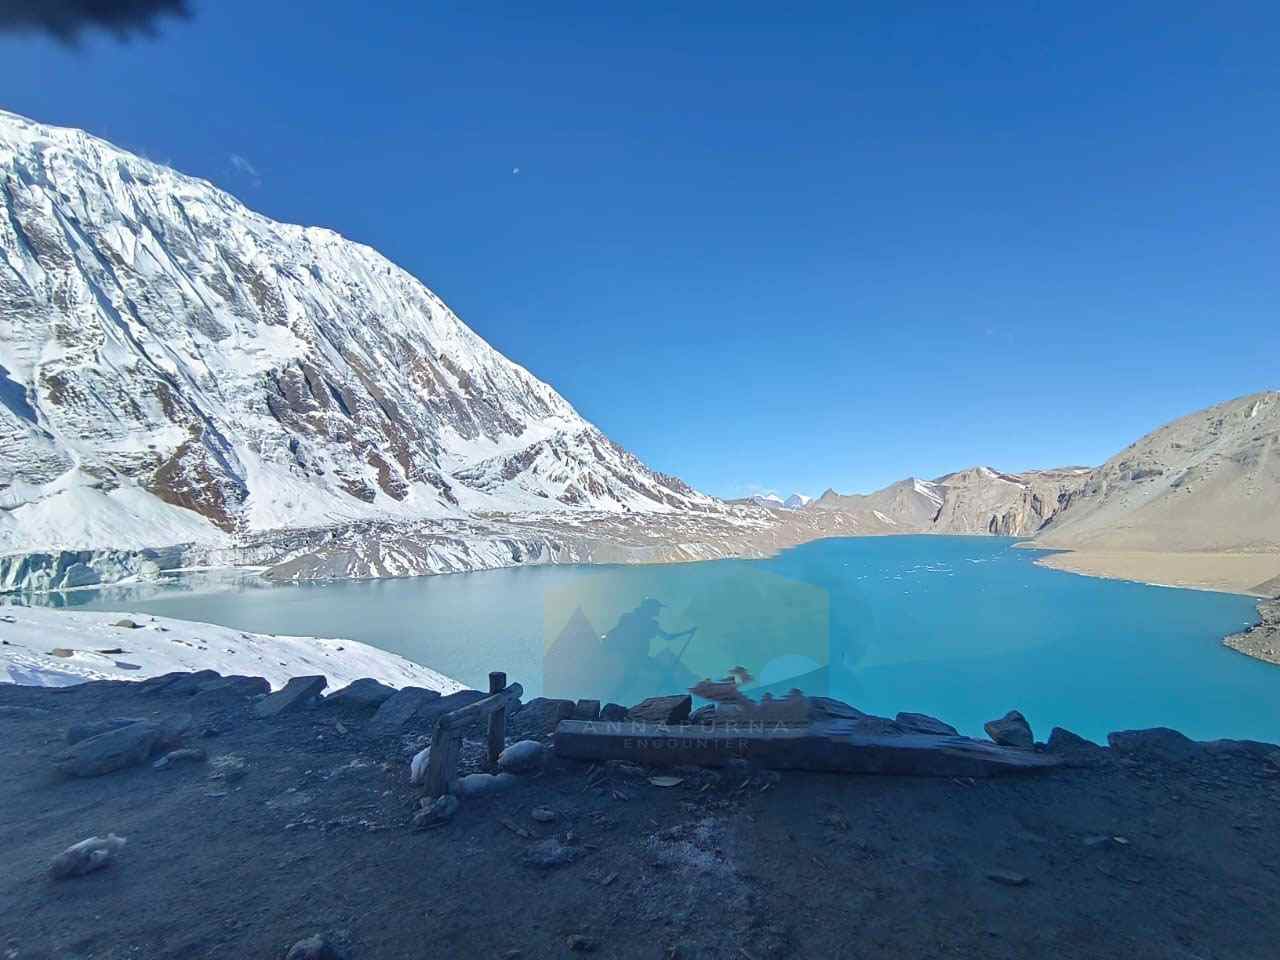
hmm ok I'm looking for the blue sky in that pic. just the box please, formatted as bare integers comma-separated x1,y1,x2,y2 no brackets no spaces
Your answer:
4,2,1277,498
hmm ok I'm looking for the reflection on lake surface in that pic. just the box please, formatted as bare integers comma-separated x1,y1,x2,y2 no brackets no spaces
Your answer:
17,536,1272,743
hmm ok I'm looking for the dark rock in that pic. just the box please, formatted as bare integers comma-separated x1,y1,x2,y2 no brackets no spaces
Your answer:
322,677,397,709
984,711,1034,748
986,869,1029,887
1107,727,1200,762
153,747,207,770
599,703,627,723
366,686,441,732
523,836,578,868
688,705,717,724
566,934,598,953
254,676,327,718
284,934,347,960
807,697,869,722
67,717,146,746
627,695,691,725
1046,727,1108,766
0,705,51,720
143,670,221,696
896,712,959,737
1201,738,1275,759
512,697,577,734
190,675,270,706
55,721,162,777
413,794,459,829
573,699,601,722
156,712,194,749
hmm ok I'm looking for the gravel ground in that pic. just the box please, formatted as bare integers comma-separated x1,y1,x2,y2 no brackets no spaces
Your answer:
3,677,1280,960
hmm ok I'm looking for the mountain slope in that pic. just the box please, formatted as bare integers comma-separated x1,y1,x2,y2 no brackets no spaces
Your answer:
809,468,1092,537
1035,391,1280,552
0,110,720,554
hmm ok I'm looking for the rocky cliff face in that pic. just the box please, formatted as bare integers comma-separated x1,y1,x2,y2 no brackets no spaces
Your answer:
1034,391,1280,552
809,468,1091,538
931,466,1092,536
0,110,723,557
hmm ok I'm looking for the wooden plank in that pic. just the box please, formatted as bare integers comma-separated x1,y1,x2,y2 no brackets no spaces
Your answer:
437,682,522,731
486,671,507,767
552,720,1062,779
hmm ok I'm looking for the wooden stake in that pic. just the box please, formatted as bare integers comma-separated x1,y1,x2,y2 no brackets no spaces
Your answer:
487,671,507,767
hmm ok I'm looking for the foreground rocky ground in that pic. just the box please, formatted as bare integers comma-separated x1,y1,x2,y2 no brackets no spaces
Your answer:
3,676,1280,960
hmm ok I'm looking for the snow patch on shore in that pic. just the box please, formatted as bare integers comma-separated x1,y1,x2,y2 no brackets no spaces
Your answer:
0,606,464,694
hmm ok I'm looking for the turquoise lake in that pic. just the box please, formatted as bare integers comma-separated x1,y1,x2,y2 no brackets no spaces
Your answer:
33,536,1273,744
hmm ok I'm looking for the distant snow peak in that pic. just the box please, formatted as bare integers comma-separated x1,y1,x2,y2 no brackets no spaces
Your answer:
746,492,810,510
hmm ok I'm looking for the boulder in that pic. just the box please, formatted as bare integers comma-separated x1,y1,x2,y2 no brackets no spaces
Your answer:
55,721,162,777
254,676,327,718
896,712,959,737
573,699,601,722
512,697,577,734
408,746,431,785
984,710,1034,748
49,834,127,880
599,702,628,723
498,740,546,773
367,686,441,733
66,717,145,746
1046,727,1108,766
455,772,517,798
143,670,221,696
322,677,397,709
1107,727,1199,762
627,695,692,725
190,675,270,706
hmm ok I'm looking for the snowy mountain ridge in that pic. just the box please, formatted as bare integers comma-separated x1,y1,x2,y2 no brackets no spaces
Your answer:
0,109,722,557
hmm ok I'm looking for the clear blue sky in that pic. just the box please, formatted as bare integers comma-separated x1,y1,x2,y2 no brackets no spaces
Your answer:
4,2,1277,498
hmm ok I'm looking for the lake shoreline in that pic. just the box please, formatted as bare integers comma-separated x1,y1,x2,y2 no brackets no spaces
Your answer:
1024,546,1280,598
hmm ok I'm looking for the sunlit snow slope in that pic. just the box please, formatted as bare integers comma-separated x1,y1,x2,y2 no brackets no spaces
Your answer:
0,110,720,554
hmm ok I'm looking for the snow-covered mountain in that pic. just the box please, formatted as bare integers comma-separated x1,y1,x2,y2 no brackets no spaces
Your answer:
0,110,722,557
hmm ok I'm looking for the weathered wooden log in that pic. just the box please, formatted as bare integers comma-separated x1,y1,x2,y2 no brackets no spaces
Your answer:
422,722,461,797
437,682,522,731
552,719,1063,778
486,671,507,766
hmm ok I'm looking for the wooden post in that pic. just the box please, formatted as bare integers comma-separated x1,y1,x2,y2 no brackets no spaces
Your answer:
422,722,459,798
420,675,520,796
487,671,507,767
